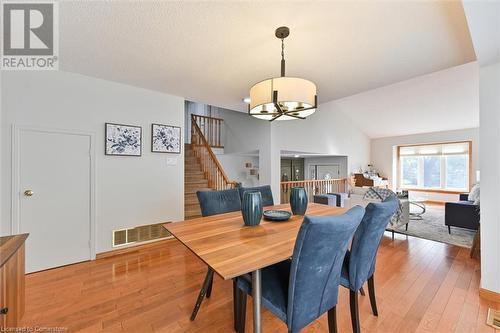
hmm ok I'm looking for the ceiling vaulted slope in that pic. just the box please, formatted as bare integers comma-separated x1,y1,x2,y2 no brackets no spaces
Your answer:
59,1,475,112
332,62,479,139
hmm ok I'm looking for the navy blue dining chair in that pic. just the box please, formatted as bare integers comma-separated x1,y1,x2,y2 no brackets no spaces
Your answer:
235,206,365,333
340,196,399,333
191,188,242,321
238,185,274,207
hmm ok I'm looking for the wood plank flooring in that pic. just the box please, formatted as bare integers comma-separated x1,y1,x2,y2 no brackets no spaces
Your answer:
20,233,499,332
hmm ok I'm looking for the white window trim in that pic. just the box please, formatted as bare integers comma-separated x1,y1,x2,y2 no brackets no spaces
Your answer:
398,141,471,192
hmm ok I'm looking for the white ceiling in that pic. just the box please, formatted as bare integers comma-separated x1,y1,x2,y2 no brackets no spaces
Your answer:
462,0,500,66
332,61,479,138
59,0,476,113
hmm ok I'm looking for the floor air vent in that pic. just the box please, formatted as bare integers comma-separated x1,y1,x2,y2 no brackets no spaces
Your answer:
113,222,172,247
487,308,500,329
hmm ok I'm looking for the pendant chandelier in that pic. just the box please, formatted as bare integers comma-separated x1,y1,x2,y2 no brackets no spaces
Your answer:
248,26,317,121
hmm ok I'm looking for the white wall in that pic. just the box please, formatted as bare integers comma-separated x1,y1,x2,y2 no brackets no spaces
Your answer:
1,71,185,254
215,108,279,195
479,62,500,293
184,100,208,143
270,100,371,200
303,156,348,179
216,154,259,187
371,128,479,201
218,108,271,155
272,100,371,174
185,101,368,202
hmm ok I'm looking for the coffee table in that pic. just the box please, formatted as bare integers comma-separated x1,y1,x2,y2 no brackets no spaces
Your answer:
410,200,426,220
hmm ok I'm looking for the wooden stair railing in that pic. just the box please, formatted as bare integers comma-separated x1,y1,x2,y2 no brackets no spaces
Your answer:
190,114,237,190
280,179,347,204
192,114,224,148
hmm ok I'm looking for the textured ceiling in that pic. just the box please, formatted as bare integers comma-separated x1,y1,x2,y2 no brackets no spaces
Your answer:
59,0,475,112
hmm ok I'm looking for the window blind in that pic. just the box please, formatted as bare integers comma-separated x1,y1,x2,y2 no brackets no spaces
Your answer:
399,142,469,157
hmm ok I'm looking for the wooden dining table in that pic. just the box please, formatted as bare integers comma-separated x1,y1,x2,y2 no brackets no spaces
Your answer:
164,203,346,333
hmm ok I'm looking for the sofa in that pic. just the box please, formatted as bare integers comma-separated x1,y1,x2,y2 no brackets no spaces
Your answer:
342,187,409,231
445,193,480,233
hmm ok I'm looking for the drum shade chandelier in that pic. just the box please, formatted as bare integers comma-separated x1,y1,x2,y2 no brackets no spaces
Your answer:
248,26,317,121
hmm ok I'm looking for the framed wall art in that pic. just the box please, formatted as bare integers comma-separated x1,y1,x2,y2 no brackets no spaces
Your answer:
151,123,181,154
105,123,142,156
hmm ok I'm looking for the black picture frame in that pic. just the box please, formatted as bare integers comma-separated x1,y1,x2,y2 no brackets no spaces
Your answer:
151,123,182,154
105,122,142,156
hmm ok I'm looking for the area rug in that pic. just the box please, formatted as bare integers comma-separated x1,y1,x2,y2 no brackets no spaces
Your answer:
389,205,475,248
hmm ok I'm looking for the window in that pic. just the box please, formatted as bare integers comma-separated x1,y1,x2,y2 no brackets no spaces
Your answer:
445,155,467,189
401,156,418,186
424,156,441,188
398,142,470,191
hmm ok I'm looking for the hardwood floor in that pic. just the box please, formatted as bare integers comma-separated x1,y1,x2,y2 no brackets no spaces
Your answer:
21,233,499,333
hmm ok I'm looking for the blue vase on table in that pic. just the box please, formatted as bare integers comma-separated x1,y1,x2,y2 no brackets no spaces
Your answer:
242,191,263,226
290,187,308,215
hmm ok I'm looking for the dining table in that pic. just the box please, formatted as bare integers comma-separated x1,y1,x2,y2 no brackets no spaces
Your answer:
164,202,346,333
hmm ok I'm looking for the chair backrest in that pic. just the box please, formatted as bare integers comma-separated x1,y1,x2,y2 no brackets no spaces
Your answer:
196,188,242,217
347,196,399,291
238,185,274,206
287,206,365,332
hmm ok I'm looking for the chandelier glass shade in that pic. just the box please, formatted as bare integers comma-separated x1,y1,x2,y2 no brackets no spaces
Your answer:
248,27,317,121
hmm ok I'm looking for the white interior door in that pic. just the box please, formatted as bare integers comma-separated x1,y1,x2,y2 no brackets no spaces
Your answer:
17,128,93,273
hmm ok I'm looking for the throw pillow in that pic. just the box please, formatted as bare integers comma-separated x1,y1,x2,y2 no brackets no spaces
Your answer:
473,185,480,205
468,184,480,203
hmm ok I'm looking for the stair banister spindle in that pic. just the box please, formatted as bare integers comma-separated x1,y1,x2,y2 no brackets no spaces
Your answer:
190,114,236,190
279,178,348,204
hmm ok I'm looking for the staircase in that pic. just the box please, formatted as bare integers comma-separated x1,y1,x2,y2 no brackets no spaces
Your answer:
184,144,210,219
184,115,238,219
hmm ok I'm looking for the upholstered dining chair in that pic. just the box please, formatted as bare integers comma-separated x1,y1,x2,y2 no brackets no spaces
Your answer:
340,196,399,333
235,206,366,333
191,188,242,321
238,185,274,207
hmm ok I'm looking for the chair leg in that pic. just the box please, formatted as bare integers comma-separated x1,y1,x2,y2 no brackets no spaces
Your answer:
367,274,378,316
349,290,361,333
327,306,338,333
190,268,214,321
405,223,408,231
359,286,366,296
233,279,239,331
238,291,247,333
448,225,451,234
392,230,394,241
206,275,213,298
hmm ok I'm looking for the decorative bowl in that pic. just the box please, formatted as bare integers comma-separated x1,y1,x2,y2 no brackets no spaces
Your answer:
263,210,292,222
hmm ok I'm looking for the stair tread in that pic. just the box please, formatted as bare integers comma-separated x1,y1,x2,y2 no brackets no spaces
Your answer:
185,174,205,178
185,179,208,184
185,188,212,194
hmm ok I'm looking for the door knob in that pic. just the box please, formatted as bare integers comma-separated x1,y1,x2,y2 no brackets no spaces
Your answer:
24,189,34,197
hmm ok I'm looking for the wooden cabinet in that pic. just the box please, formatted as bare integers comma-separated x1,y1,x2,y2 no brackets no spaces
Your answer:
0,234,28,329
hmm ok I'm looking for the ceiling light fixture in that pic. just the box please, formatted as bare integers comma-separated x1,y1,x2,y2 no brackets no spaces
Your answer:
243,97,251,104
248,26,317,121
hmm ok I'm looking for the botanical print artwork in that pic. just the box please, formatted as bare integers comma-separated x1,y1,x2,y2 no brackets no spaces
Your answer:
105,123,142,156
151,124,181,153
